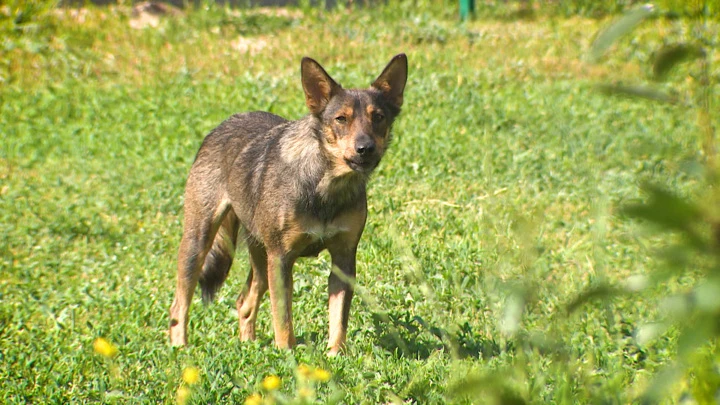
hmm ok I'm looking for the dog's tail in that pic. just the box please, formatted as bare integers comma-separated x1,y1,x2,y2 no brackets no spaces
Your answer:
199,212,239,303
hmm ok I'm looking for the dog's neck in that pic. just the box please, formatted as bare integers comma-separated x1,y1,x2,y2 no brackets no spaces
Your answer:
305,170,365,222
316,167,366,199
278,116,370,221
310,119,370,200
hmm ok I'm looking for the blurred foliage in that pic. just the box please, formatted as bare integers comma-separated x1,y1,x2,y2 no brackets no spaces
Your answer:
1,0,59,35
454,1,720,403
584,2,720,402
467,0,719,19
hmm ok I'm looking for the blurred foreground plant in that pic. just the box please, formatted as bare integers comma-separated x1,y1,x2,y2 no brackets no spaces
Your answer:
579,2,720,402
450,3,719,403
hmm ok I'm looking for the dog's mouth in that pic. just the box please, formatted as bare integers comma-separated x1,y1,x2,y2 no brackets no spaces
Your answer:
345,157,377,173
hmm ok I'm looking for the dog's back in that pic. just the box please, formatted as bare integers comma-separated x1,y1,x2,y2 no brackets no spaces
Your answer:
193,112,288,170
186,111,288,300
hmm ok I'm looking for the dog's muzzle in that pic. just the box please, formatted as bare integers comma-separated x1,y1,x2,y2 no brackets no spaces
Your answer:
345,156,378,173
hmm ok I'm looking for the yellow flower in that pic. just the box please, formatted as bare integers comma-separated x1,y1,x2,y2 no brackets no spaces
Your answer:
182,366,200,385
261,375,281,391
93,337,118,358
311,368,331,382
244,393,262,405
297,364,311,377
298,387,314,398
176,386,191,405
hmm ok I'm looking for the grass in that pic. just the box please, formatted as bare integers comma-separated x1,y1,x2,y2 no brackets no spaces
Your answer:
1,1,719,403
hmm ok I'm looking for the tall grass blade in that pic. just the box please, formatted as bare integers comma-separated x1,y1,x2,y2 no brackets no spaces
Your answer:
652,43,705,81
622,183,707,250
623,184,702,230
449,374,527,405
596,83,677,104
590,4,655,62
565,284,623,314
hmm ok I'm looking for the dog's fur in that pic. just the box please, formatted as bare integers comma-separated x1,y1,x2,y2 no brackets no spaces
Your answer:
169,54,408,354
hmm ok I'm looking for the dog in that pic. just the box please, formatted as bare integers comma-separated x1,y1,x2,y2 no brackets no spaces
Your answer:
169,54,408,355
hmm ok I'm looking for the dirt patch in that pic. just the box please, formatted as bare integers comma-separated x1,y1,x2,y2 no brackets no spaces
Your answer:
231,36,270,54
130,1,183,29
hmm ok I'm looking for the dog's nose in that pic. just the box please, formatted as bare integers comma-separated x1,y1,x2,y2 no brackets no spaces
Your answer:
355,135,376,156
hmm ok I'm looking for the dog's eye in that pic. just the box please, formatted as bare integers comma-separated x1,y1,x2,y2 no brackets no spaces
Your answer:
372,112,385,122
335,116,347,124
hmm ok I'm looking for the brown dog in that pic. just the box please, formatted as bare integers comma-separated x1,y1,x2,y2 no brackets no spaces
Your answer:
169,54,408,354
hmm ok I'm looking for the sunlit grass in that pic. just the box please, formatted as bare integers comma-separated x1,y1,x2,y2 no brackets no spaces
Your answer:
2,1,718,403
6,3,701,88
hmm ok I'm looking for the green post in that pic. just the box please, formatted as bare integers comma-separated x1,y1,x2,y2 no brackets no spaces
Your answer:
459,0,474,20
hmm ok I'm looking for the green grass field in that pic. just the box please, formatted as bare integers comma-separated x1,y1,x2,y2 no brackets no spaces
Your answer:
2,1,719,403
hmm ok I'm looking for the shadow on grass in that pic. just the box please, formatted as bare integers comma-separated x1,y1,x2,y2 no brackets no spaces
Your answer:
371,311,503,360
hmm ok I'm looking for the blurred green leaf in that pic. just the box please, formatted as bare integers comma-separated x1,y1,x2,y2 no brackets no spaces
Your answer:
658,244,693,270
677,319,714,358
661,294,693,320
566,283,623,314
524,332,569,360
640,365,684,404
501,290,526,336
622,183,705,248
597,83,677,104
635,323,668,346
623,274,649,292
653,43,705,81
590,4,655,61
450,374,527,405
693,280,720,312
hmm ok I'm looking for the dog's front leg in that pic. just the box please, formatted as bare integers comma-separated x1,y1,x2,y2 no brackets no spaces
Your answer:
267,252,296,349
327,243,357,356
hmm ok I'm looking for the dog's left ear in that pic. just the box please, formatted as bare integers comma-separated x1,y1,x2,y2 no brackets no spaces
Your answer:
301,57,341,115
372,53,408,109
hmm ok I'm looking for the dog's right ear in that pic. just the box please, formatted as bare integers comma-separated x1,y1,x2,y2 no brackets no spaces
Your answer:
301,57,341,115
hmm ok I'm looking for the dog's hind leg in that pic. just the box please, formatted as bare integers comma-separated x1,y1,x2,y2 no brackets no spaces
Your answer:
199,211,240,303
169,186,231,347
236,239,268,341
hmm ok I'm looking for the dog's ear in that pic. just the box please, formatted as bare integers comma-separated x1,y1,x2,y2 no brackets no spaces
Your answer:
372,53,408,109
301,57,341,115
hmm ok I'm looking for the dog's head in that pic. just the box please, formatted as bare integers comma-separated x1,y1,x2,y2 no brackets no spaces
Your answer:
301,54,407,175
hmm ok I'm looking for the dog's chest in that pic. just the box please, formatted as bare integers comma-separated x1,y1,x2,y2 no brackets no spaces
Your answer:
304,222,348,241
